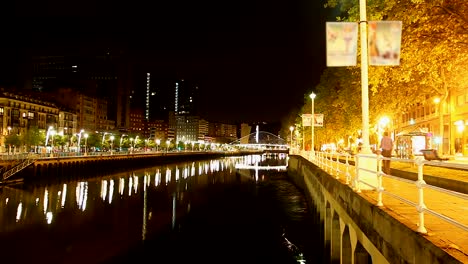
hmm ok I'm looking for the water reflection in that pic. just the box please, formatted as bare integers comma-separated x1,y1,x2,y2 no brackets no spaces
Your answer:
0,153,297,263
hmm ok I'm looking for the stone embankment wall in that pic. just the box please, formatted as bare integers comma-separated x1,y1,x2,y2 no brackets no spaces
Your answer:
287,155,461,264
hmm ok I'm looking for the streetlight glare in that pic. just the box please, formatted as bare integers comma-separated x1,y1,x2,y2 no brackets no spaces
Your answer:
310,92,316,159
379,116,390,127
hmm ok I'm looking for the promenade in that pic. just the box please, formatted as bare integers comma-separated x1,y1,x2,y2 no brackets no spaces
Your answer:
310,153,468,263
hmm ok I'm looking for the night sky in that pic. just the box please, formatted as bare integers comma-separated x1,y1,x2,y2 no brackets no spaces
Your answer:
2,0,331,123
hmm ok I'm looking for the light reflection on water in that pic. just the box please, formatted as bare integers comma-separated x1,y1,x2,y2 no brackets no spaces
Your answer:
0,153,312,264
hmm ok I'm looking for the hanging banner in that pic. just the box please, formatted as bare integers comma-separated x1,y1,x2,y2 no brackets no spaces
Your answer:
302,114,312,127
326,22,358,67
302,114,324,127
368,21,402,66
314,114,324,127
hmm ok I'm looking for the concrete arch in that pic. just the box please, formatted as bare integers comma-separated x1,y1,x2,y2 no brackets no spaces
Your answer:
342,225,352,264
331,210,341,263
354,241,372,264
325,201,332,263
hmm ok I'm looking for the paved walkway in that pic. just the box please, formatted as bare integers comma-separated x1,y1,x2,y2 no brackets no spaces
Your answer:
315,155,468,263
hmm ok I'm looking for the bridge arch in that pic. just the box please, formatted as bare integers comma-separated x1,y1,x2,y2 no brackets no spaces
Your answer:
229,130,288,151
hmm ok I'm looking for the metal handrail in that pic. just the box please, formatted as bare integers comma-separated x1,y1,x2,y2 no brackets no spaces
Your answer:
2,158,36,181
301,150,468,235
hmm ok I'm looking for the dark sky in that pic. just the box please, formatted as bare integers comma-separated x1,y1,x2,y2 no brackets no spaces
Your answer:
3,0,329,123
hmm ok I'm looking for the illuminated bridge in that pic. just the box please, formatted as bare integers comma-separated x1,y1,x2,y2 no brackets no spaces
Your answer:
228,130,289,153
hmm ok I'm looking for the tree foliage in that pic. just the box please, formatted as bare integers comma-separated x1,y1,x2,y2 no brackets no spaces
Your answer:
285,0,468,148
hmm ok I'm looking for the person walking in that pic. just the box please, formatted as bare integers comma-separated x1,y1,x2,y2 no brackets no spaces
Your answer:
380,131,393,174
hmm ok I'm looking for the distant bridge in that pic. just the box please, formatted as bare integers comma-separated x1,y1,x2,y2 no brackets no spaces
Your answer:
229,130,289,152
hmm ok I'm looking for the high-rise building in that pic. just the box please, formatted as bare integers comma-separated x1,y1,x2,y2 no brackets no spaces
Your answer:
20,46,132,131
174,79,199,116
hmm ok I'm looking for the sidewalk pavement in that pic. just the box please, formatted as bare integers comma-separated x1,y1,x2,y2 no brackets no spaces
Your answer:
330,157,468,263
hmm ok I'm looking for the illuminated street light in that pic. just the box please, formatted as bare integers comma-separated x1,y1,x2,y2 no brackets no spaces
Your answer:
45,126,53,146
358,0,372,154
289,126,294,153
120,134,126,151
378,116,390,143
434,97,443,154
110,135,115,155
84,133,89,156
77,129,84,153
156,139,160,152
50,130,56,157
102,132,108,146
310,92,316,159
166,140,170,152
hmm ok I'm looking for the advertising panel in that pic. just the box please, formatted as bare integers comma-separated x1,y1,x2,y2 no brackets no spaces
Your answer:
326,22,358,67
368,21,403,66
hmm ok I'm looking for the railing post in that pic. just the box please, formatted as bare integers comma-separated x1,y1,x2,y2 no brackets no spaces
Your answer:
335,153,340,179
414,156,427,234
376,154,383,206
354,155,361,193
345,154,350,184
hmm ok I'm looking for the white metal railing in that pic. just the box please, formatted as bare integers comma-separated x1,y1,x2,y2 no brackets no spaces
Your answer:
300,150,468,235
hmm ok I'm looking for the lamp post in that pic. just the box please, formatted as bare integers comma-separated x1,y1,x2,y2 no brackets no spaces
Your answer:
166,140,170,152
359,0,372,154
45,126,53,146
134,136,139,151
50,130,56,157
77,129,84,153
156,139,160,152
130,138,134,153
289,126,294,153
434,97,443,154
310,92,316,159
84,133,89,156
102,132,108,147
120,134,126,152
110,135,115,155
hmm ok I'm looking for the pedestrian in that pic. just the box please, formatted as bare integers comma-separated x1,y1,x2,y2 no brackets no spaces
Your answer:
380,131,393,174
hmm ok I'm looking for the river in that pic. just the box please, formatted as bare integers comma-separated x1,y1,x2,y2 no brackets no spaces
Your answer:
0,153,323,263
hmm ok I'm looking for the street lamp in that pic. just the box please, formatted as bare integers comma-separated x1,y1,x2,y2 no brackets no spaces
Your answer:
166,140,170,152
110,135,115,155
130,138,134,153
310,92,316,159
102,132,108,146
50,130,56,157
434,97,443,154
289,126,294,153
45,126,53,146
156,139,160,152
120,134,126,151
134,136,139,150
77,129,84,153
84,133,89,156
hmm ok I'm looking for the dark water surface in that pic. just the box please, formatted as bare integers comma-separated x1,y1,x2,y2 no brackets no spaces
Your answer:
0,154,322,263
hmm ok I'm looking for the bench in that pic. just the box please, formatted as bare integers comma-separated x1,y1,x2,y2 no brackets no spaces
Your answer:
420,149,449,161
